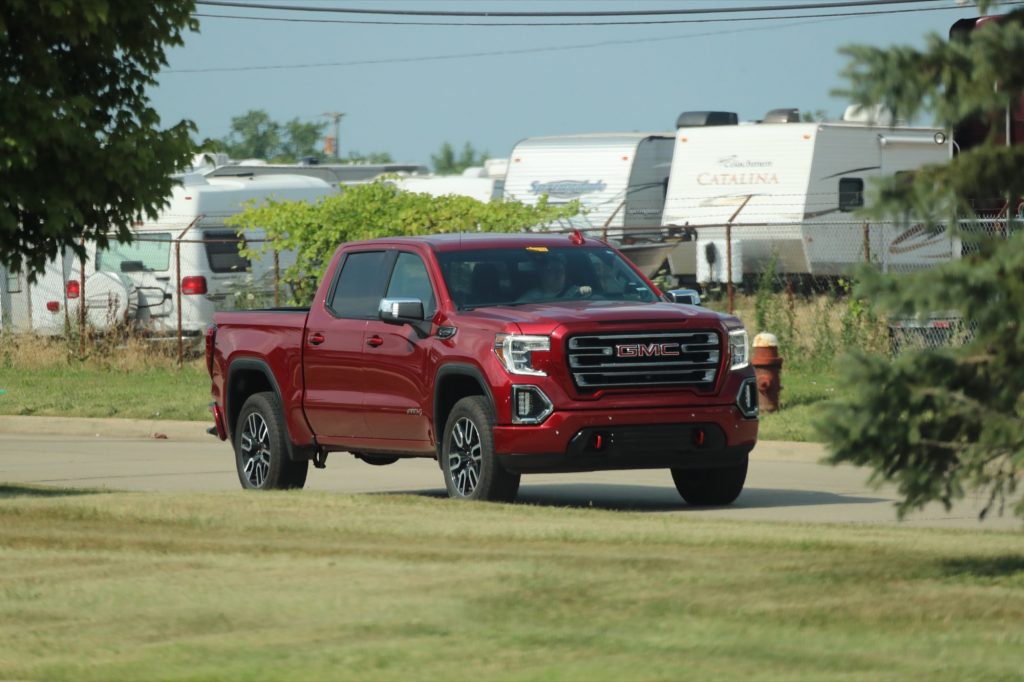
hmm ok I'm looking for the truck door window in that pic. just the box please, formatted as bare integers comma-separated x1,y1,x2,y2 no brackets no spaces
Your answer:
328,250,391,319
203,229,251,273
838,178,864,212
386,252,436,317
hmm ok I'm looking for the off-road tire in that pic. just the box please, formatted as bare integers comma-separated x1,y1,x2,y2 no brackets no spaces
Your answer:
671,456,748,506
234,391,308,490
442,396,520,502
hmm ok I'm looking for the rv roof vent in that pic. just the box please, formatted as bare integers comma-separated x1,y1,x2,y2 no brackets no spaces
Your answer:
676,111,738,128
763,108,801,124
842,104,894,126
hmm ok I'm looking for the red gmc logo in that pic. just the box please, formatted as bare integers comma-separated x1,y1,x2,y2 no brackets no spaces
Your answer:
615,343,681,358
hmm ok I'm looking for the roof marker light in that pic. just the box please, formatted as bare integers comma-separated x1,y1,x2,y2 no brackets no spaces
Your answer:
570,230,585,245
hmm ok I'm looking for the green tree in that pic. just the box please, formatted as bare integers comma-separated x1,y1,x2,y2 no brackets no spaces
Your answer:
345,150,395,164
800,109,831,122
0,1,197,277
223,109,282,160
279,118,328,162
819,3,1024,519
229,181,579,304
431,141,488,175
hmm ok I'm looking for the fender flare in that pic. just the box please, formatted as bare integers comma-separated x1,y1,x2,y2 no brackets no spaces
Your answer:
226,357,306,461
433,362,496,436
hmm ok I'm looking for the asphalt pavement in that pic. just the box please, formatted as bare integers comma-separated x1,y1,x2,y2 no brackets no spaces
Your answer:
0,417,1018,530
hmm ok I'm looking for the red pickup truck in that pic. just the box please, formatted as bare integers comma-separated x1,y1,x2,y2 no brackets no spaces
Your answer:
206,233,758,503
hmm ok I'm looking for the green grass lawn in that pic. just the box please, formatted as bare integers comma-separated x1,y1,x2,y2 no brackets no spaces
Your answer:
1,486,1021,681
0,359,837,442
0,362,210,421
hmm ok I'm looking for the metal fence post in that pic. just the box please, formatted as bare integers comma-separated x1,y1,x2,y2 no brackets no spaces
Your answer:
725,195,754,314
175,238,183,366
78,239,86,356
726,222,734,314
863,222,871,263
273,248,280,308
175,216,203,367
0,264,12,332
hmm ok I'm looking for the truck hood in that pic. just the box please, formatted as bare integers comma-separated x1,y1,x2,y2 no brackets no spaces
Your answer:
454,300,731,334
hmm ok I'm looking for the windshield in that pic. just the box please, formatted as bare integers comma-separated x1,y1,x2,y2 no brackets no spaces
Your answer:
437,246,658,310
96,233,172,273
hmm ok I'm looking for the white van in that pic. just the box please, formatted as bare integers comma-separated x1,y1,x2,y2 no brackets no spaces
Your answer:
73,173,338,337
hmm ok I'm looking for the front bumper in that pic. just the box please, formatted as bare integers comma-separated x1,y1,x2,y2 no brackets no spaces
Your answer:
493,404,757,474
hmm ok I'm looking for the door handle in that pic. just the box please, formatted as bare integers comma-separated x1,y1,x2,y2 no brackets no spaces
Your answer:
366,335,384,348
308,332,325,346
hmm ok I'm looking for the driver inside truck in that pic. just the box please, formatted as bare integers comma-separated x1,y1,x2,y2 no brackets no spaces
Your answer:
517,255,585,302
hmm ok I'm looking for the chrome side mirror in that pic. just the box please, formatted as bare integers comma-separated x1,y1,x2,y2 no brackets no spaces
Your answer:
665,288,701,306
379,297,425,324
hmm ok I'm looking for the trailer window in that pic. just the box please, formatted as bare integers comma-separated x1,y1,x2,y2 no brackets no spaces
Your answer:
839,178,864,212
96,233,172,272
203,230,251,273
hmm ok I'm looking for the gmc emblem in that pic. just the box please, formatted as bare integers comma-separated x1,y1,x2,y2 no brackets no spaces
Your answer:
615,342,681,358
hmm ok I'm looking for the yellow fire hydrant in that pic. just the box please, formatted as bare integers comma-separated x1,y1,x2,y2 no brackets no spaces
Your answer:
752,332,783,413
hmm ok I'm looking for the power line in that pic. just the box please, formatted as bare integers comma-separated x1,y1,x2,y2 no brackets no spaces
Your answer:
168,3,1007,75
194,0,945,18
193,3,987,28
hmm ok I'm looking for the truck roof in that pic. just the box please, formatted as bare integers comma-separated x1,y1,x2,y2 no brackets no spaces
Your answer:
344,232,605,253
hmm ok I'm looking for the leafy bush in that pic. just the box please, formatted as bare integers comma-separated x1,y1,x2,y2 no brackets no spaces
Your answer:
228,181,579,304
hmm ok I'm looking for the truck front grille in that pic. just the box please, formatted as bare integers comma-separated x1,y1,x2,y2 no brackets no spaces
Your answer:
567,331,720,390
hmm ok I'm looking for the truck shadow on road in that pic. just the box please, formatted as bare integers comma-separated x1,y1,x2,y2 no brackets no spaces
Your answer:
403,483,888,512
0,483,108,500
515,484,890,511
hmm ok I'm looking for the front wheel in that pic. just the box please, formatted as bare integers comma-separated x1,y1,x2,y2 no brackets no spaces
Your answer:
442,396,520,502
234,392,308,490
671,456,748,506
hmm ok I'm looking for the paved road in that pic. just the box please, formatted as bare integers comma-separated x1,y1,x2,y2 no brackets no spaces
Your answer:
1,430,1017,530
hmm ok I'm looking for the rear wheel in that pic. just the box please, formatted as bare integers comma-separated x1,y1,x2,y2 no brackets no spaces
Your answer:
671,456,748,506
442,396,520,502
234,392,308,490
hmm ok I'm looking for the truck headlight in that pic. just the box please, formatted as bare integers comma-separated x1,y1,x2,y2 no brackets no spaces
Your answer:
494,334,550,376
728,329,749,370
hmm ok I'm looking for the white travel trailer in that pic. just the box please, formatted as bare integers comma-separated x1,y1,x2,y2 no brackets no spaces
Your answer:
388,164,508,203
73,173,338,337
502,133,677,275
662,108,951,280
1,248,144,337
503,133,675,238
1,252,75,336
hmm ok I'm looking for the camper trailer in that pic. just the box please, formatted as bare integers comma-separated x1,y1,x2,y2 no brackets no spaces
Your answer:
205,161,429,185
662,109,950,281
1,251,74,336
503,132,674,237
502,133,676,274
1,247,144,337
388,164,507,203
73,173,338,337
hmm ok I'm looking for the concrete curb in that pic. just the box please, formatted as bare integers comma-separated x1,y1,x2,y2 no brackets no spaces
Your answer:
0,415,213,443
0,415,830,462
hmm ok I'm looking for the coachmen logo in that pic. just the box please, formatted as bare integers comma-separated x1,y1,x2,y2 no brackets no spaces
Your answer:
530,180,607,198
616,342,681,358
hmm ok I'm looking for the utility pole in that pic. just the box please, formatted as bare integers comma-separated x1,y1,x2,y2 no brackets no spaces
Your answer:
321,111,345,161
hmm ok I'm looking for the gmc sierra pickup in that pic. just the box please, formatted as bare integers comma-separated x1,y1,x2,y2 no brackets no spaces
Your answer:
206,232,758,503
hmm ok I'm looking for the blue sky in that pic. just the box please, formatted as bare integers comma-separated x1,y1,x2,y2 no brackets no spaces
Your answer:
151,1,988,165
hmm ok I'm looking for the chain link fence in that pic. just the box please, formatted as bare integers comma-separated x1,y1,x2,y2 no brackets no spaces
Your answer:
2,211,1017,363
0,224,288,365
